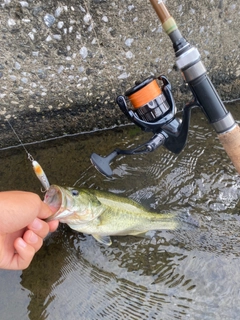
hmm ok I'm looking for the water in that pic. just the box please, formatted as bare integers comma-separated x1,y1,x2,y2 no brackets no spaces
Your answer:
1,102,240,320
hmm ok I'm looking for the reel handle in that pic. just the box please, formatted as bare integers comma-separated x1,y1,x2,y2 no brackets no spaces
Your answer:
90,150,119,178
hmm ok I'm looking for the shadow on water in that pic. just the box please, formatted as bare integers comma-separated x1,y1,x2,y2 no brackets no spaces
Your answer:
1,103,240,319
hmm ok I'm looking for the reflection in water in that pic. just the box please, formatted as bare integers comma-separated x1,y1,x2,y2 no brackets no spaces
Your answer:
21,228,195,319
1,103,240,319
21,226,70,320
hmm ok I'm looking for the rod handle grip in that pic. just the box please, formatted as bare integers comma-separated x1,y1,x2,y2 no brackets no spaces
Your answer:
218,125,240,174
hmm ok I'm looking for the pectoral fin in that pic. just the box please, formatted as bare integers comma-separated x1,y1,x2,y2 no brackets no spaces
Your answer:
92,234,112,246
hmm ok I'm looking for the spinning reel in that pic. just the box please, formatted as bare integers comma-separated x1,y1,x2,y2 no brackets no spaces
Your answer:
91,75,194,178
91,0,240,177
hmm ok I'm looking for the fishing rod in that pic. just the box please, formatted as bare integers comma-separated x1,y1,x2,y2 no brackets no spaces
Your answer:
91,1,240,178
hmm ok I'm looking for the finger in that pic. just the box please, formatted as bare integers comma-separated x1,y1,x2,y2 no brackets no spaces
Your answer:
0,192,56,234
28,218,50,239
11,238,36,270
23,230,43,253
37,201,58,220
0,192,43,233
47,220,59,232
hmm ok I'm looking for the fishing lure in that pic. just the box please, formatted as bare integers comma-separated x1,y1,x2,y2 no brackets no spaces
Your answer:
31,158,50,191
7,119,50,191
27,153,50,191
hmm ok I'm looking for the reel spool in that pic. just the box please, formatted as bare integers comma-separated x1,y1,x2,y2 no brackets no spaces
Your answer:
125,76,171,123
116,75,178,134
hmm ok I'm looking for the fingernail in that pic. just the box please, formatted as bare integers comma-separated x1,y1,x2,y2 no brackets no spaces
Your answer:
31,218,42,231
18,238,27,248
29,231,38,243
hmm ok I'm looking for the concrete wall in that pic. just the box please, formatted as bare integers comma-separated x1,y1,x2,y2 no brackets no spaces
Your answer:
0,0,239,147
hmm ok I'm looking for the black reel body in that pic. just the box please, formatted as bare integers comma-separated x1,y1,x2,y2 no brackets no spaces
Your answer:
91,75,193,177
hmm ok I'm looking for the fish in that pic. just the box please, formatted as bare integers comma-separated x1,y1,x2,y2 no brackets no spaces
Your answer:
44,185,196,246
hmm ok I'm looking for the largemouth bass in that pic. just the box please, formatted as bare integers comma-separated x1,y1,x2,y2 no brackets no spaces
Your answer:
45,185,193,246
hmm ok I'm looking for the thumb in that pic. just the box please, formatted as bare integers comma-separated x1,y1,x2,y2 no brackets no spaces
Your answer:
37,201,58,220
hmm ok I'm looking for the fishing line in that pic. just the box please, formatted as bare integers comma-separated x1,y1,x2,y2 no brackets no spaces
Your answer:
7,119,33,160
6,119,50,191
0,123,132,151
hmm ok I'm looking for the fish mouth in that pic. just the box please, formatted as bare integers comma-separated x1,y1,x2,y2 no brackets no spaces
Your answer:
44,185,74,221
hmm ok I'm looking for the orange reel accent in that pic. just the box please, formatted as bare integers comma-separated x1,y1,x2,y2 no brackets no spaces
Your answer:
128,79,162,109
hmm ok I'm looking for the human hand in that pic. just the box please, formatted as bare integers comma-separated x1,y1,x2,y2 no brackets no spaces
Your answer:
0,191,59,270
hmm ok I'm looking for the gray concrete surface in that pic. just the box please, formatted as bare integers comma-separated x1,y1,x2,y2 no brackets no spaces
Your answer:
0,0,239,148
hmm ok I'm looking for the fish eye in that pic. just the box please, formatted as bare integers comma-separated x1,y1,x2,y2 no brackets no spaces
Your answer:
71,189,79,196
